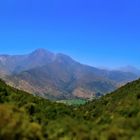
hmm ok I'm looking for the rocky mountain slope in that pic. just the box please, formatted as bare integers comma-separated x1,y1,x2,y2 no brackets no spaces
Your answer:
0,49,138,99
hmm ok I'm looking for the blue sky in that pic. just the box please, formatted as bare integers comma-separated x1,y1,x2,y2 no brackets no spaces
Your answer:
0,0,140,68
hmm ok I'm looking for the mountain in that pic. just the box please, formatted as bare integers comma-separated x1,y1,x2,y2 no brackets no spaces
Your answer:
119,65,140,76
0,49,138,99
1,77,140,139
0,49,55,75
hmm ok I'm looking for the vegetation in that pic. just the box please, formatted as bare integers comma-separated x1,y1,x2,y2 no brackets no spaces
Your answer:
0,78,140,139
57,99,87,106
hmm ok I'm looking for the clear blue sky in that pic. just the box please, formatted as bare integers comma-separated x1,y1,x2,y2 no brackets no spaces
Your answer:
0,0,140,68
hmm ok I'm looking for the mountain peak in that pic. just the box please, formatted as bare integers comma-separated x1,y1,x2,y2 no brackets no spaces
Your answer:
32,48,48,54
31,48,54,57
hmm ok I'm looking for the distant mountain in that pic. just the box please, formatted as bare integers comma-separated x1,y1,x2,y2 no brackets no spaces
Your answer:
0,49,138,99
119,65,140,76
0,49,55,75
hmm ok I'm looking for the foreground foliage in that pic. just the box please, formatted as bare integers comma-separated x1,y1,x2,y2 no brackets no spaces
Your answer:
0,79,140,139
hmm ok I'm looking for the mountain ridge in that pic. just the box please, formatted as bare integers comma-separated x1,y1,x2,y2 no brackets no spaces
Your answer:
119,65,140,76
0,49,138,99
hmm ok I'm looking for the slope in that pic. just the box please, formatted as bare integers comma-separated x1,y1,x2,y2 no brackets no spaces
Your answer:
1,49,137,99
0,78,140,139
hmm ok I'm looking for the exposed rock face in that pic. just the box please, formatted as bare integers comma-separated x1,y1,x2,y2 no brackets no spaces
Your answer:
0,49,138,99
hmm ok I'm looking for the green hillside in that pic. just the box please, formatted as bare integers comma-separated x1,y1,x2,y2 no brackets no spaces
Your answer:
0,78,140,140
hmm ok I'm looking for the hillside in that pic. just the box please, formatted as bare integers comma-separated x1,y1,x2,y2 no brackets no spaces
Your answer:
0,78,140,139
0,49,138,99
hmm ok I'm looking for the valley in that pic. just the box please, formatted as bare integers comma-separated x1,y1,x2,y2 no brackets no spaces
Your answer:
1,0,140,139
0,78,140,139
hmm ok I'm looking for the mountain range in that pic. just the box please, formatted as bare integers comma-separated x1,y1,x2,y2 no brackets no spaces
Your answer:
0,48,138,99
119,65,140,76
